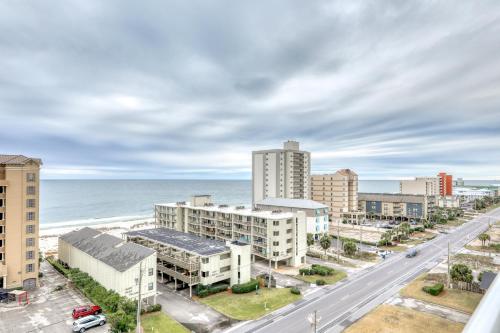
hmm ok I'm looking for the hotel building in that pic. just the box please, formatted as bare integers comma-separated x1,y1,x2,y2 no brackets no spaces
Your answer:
438,172,453,196
155,195,307,267
358,193,434,221
252,141,311,204
400,177,440,196
0,155,42,290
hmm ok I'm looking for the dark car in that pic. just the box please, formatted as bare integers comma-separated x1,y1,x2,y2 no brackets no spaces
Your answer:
406,249,418,258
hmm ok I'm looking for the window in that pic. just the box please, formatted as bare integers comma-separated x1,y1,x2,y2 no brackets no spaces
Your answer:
273,231,279,236
273,251,279,257
26,263,34,273
26,173,36,182
238,255,241,266
0,186,4,193
202,258,209,264
287,238,292,244
201,271,209,277
26,251,34,260
286,229,292,234
148,283,154,291
26,225,35,234
220,253,230,260
0,253,3,261
0,226,3,234
0,239,3,247
0,199,3,207
27,199,36,208
0,212,3,220
220,266,230,273
26,186,36,195
26,212,35,221
273,221,279,226
148,268,154,276
26,238,34,247
273,241,279,246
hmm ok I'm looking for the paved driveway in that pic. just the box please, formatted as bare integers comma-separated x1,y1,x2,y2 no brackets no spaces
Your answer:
0,261,109,333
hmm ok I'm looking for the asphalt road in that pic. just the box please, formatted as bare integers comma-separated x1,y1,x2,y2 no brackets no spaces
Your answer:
235,208,499,333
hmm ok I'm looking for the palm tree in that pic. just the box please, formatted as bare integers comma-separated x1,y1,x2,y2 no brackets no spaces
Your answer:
319,234,331,256
478,233,491,247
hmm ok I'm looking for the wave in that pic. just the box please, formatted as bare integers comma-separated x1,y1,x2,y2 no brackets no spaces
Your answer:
40,214,154,230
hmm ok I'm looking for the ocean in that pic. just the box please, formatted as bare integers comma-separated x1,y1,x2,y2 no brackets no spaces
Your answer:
40,179,498,229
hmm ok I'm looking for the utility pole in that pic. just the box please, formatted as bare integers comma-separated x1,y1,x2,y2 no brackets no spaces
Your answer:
268,243,272,289
359,218,364,252
136,262,143,333
337,219,340,262
447,242,451,288
313,310,317,333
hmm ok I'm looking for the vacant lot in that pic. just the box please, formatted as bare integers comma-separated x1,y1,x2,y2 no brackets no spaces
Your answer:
295,271,347,285
400,275,482,314
454,253,499,271
141,312,189,333
199,288,301,320
344,305,464,333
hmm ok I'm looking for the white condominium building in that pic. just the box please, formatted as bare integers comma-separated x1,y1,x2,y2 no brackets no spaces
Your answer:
400,177,440,196
252,140,311,204
155,195,307,268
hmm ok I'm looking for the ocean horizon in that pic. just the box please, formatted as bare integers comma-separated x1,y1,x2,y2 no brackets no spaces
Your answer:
39,179,499,229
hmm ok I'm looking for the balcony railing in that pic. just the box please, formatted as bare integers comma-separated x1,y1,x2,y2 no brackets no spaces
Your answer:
157,264,200,285
157,253,200,271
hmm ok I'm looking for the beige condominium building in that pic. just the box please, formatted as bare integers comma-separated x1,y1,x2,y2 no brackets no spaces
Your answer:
252,140,311,205
155,195,307,268
310,169,364,225
0,155,42,290
400,177,440,196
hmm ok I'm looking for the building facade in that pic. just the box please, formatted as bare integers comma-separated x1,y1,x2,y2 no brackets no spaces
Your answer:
126,228,251,297
358,193,433,221
400,177,439,196
254,197,329,239
155,195,307,267
252,141,311,204
0,155,42,290
310,169,361,223
59,228,157,303
438,172,453,196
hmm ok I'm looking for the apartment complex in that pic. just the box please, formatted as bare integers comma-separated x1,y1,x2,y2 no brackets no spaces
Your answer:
59,227,157,303
438,172,453,196
126,228,251,297
310,169,362,224
358,193,434,220
252,141,311,204
0,155,42,290
400,177,439,196
254,197,328,239
155,195,307,267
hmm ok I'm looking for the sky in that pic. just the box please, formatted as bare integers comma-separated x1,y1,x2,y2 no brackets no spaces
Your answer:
1,1,500,180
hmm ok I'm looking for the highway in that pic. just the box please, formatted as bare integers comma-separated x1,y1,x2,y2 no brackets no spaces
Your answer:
235,208,499,333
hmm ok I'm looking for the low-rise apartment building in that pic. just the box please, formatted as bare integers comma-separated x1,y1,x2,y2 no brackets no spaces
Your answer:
0,155,42,290
126,228,251,297
58,227,157,303
254,197,328,239
358,193,433,221
155,195,306,267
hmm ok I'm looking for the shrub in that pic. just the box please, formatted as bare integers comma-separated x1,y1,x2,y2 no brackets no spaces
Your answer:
316,279,326,286
300,265,334,276
141,303,162,314
196,284,229,298
422,283,444,296
411,227,425,233
343,241,357,256
450,264,473,283
299,268,313,275
231,279,259,294
378,239,392,246
290,287,301,295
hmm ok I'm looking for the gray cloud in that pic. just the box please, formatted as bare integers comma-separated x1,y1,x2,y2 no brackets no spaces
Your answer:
1,0,500,179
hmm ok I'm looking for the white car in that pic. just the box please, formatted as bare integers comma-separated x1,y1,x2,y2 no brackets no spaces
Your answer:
72,314,106,332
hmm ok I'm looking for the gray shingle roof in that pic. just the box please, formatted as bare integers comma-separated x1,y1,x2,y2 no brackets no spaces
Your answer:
0,155,42,165
60,227,155,272
255,197,328,209
126,228,229,256
480,272,497,290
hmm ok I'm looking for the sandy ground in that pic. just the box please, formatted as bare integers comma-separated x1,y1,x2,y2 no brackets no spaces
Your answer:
40,217,155,256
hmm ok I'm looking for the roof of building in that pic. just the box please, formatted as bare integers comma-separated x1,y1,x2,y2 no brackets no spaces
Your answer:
59,227,155,272
0,154,42,165
480,271,497,290
126,228,230,256
358,192,426,203
336,169,358,176
255,197,327,210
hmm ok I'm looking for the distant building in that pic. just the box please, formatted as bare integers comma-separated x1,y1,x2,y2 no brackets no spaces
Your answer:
126,228,251,297
438,172,453,196
453,178,465,187
252,141,311,204
358,193,433,220
0,155,42,290
400,177,439,196
254,197,329,239
454,187,496,200
310,169,363,224
437,196,460,208
58,227,157,303
155,195,307,267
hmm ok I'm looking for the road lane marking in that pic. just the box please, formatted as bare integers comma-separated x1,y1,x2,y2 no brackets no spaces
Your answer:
340,295,349,301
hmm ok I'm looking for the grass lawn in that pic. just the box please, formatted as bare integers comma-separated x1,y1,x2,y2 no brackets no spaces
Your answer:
379,245,407,252
141,312,189,333
465,244,500,253
344,251,379,262
344,304,464,333
199,288,301,320
400,275,482,314
295,271,347,285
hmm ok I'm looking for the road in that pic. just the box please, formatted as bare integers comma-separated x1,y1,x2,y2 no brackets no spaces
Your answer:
234,208,499,333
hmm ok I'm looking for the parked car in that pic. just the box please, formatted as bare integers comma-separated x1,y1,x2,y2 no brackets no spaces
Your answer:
406,249,418,258
72,305,102,319
72,314,106,332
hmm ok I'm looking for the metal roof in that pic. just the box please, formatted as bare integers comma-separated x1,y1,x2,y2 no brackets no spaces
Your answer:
480,271,497,290
59,227,155,272
255,197,327,209
126,228,229,256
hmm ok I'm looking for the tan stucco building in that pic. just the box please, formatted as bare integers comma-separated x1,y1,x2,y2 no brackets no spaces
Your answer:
0,155,42,290
400,177,440,196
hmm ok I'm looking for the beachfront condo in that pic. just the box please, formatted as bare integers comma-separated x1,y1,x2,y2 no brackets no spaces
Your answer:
252,140,311,205
0,155,42,290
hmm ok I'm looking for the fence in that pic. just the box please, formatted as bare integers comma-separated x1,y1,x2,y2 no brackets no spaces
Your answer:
450,280,484,294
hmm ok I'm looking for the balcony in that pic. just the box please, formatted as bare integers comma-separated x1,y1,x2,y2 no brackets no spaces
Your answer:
157,264,200,285
157,253,200,271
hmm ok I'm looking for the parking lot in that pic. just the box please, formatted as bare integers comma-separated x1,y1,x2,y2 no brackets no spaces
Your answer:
0,261,109,333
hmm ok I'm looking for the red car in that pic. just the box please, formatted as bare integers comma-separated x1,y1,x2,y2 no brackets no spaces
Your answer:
72,305,102,319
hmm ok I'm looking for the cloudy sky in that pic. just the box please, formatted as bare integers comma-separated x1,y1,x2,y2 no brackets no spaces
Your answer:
1,1,500,180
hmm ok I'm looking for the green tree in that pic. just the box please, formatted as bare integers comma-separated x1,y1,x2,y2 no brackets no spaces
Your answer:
307,233,315,250
478,233,491,247
450,264,473,283
379,230,393,246
319,234,331,256
400,222,411,237
343,240,357,256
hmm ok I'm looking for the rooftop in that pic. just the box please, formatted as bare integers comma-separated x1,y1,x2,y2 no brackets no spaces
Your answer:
255,197,327,210
358,192,426,203
480,271,497,290
0,154,42,166
59,227,155,272
126,228,230,256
